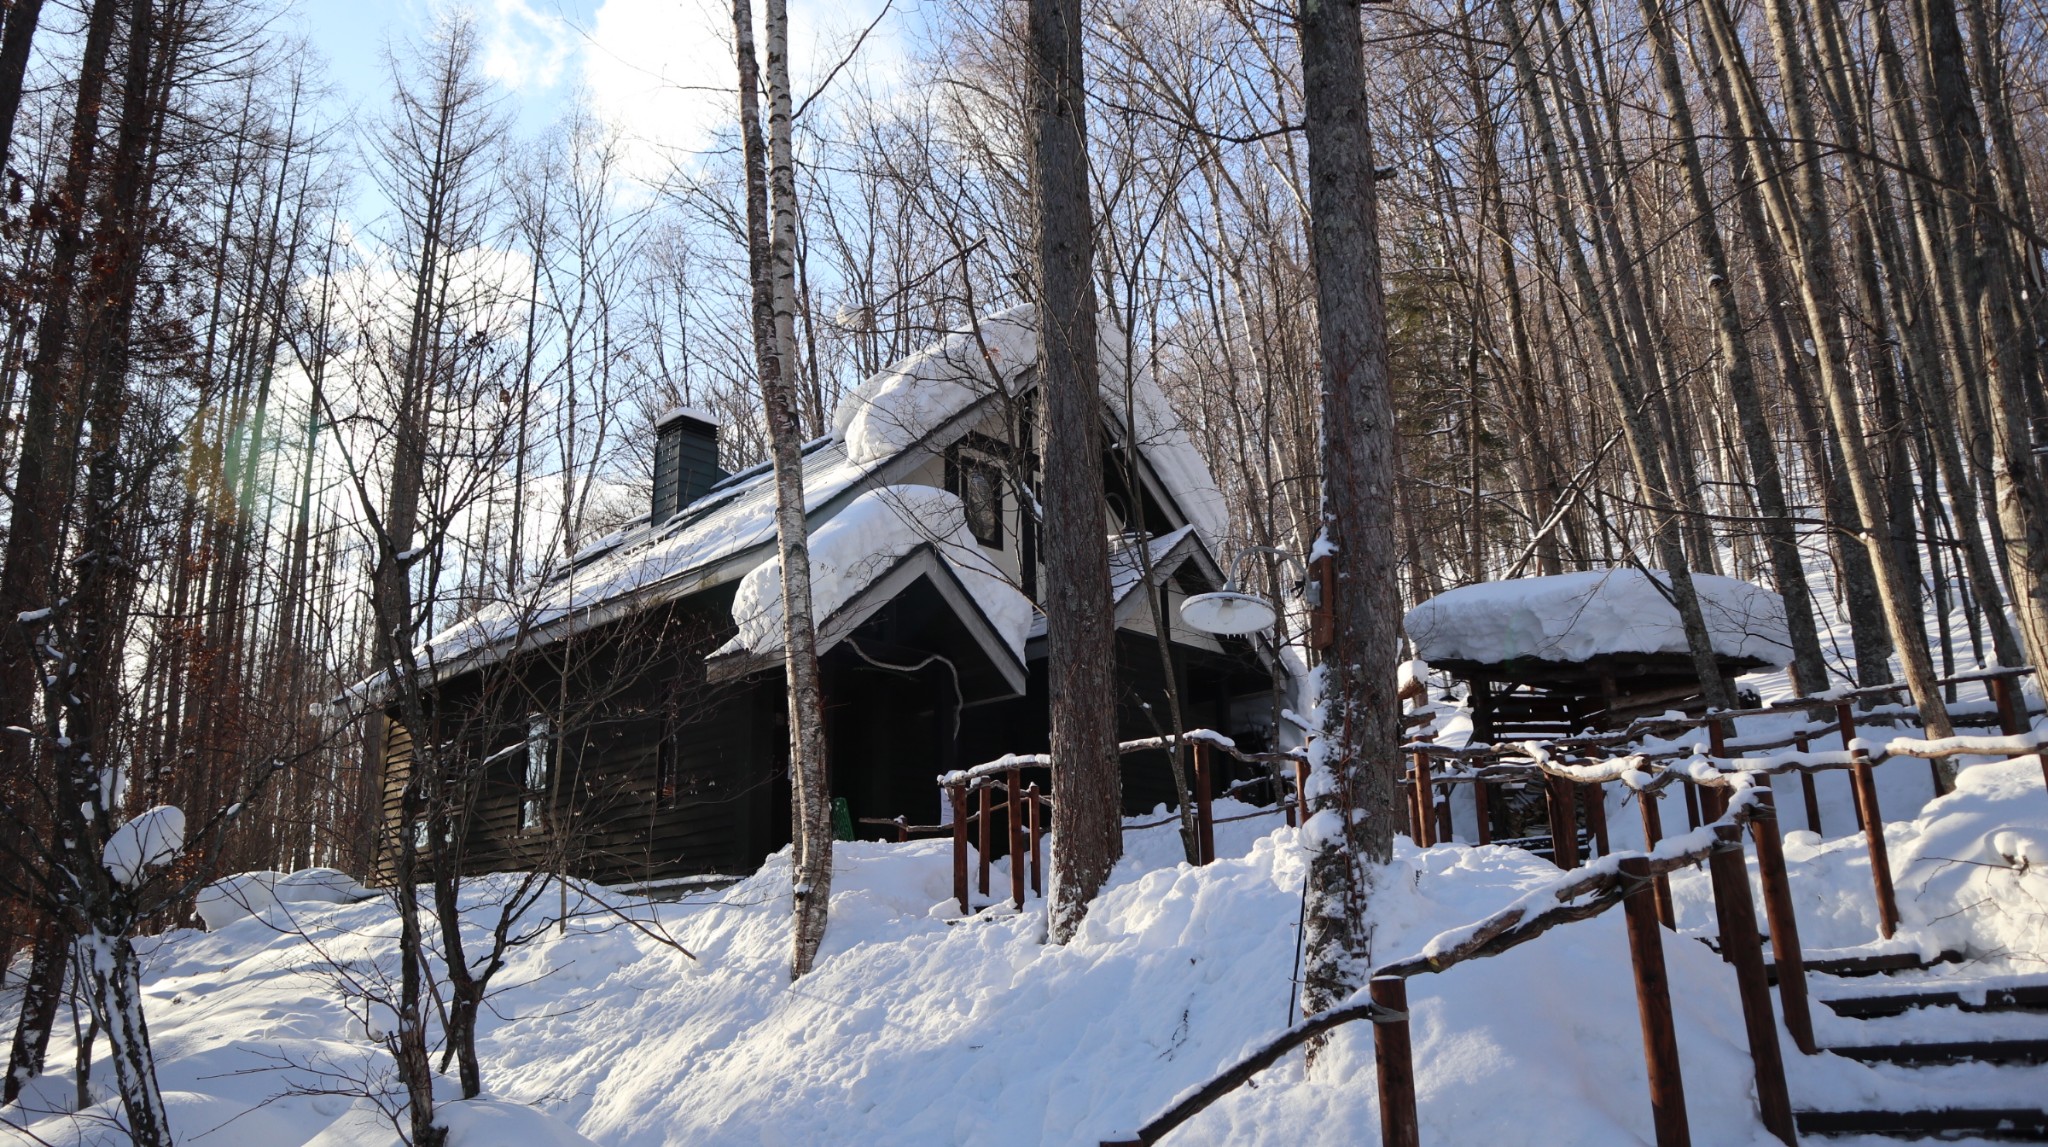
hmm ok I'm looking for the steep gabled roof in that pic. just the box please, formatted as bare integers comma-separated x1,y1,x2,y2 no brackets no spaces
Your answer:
393,307,1233,694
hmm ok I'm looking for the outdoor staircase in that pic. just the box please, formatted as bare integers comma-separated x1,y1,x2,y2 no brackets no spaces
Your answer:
1789,953,2048,1142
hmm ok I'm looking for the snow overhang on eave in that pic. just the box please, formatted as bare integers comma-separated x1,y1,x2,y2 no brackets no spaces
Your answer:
704,543,1030,699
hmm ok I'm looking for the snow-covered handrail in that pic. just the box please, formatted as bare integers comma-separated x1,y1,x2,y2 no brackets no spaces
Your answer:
1883,729,2048,759
938,728,1304,788
1375,785,1765,978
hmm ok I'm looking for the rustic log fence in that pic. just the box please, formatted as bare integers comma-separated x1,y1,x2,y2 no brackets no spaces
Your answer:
1100,665,2044,1146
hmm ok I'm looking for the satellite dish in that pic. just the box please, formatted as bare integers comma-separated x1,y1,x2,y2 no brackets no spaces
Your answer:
1180,590,1277,636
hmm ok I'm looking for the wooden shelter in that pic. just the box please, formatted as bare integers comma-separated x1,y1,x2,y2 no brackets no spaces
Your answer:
1404,571,1790,744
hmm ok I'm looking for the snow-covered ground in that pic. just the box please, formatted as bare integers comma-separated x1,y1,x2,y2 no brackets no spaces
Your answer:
4,727,2043,1145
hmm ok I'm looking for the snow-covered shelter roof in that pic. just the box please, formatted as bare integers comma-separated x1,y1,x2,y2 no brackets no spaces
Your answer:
373,306,1232,698
1402,570,1790,669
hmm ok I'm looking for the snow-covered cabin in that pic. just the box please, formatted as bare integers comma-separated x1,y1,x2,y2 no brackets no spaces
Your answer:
370,307,1273,887
1404,570,1790,742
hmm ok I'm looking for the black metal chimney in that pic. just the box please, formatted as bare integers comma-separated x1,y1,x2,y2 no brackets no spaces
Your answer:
652,407,725,527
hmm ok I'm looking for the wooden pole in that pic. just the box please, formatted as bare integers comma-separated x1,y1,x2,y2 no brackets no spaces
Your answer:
1008,767,1026,909
1637,788,1675,929
951,782,970,915
1410,753,1432,845
1194,742,1216,865
1708,825,1798,1145
1584,782,1611,857
1028,782,1044,896
1794,733,1821,836
1371,975,1420,1147
1683,782,1701,830
1747,789,1816,1054
1991,673,2026,736
1835,703,1867,833
1989,674,2047,785
1846,742,1899,939
978,782,992,897
1294,758,1310,828
1619,855,1690,1147
1473,775,1492,845
1547,775,1579,868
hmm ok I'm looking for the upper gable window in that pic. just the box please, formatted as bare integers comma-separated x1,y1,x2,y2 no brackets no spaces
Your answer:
946,445,1004,549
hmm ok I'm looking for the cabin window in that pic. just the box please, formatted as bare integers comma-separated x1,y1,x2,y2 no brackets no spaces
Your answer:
521,713,550,833
946,449,1003,548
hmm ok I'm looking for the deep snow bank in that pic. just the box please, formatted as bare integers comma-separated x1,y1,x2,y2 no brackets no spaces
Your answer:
6,756,2045,1146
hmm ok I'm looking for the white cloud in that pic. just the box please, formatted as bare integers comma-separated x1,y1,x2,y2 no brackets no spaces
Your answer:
580,0,905,178
479,0,578,90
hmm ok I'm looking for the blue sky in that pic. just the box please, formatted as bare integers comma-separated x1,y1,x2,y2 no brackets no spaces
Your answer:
289,0,908,176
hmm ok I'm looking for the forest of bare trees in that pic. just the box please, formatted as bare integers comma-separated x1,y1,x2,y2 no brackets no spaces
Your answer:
0,0,2044,1137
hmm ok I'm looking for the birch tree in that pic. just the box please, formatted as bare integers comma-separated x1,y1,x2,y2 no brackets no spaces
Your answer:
734,0,834,976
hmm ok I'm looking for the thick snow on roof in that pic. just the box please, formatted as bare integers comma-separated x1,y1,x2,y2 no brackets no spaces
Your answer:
408,307,1225,679
1404,569,1791,667
418,440,872,668
832,305,1230,546
1109,526,1197,605
722,485,1034,662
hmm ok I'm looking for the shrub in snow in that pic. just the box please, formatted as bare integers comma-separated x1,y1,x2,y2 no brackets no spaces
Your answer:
195,868,370,931
101,805,184,887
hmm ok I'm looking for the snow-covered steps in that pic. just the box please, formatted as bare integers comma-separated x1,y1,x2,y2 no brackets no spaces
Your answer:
1795,1107,2048,1141
1827,1039,2048,1066
1794,969,2048,1141
1819,978,2048,1020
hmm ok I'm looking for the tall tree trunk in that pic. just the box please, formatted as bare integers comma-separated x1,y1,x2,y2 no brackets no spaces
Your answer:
1297,0,1400,1018
765,0,833,977
1499,0,1733,711
1908,0,2048,671
734,0,833,974
0,0,121,1098
0,0,45,176
1030,0,1121,945
1703,0,1954,743
1637,0,1828,695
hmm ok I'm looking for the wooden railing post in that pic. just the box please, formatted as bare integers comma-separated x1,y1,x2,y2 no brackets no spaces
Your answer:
1473,773,1492,846
1027,783,1044,896
1619,855,1690,1147
1793,733,1821,836
1007,767,1026,909
1193,742,1216,866
1294,758,1310,828
1636,787,1675,929
1988,674,2048,786
950,782,969,916
1547,774,1579,869
1834,703,1867,834
1991,673,2026,737
1407,754,1428,844
1748,789,1816,1054
1708,824,1797,1146
978,782,992,898
1583,781,1610,858
1682,782,1701,831
1371,976,1420,1147
1848,743,1899,940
